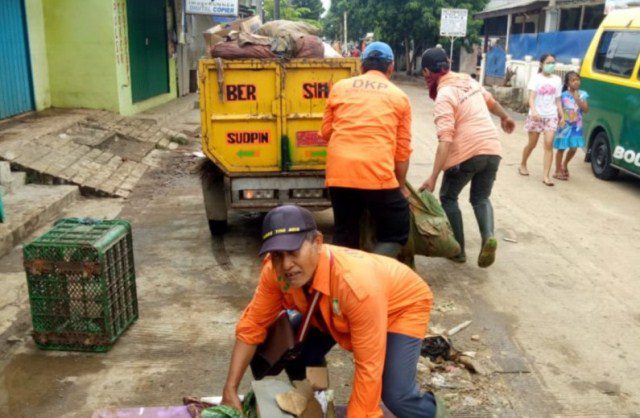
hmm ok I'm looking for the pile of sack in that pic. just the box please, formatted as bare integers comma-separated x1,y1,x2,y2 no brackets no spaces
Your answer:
204,16,341,60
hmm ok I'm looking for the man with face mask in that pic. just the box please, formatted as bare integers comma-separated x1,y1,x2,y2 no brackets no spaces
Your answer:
221,205,438,418
419,47,515,268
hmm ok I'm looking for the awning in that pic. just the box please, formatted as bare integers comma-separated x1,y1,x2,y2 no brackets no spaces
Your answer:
474,0,549,19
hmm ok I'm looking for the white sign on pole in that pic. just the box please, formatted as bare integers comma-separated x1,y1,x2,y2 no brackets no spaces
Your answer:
440,8,468,37
186,0,239,16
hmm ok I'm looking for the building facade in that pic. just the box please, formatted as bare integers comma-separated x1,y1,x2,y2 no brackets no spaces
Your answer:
1,0,179,120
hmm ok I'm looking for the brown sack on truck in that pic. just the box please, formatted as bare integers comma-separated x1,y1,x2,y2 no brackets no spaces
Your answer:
256,20,321,37
294,35,325,58
210,41,276,59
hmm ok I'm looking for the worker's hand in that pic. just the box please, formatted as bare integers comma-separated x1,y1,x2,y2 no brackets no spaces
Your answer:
419,176,437,193
501,116,515,134
221,386,243,412
531,112,541,122
400,186,410,198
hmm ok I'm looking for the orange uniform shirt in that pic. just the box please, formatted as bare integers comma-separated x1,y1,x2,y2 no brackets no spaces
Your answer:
321,71,412,190
434,72,502,170
236,245,433,418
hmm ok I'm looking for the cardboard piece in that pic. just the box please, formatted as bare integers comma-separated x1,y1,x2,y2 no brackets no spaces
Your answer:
306,367,329,391
203,15,262,47
203,26,231,47
300,398,323,418
276,391,308,416
226,15,262,34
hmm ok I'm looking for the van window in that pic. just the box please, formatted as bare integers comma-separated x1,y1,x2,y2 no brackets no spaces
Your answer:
594,30,640,77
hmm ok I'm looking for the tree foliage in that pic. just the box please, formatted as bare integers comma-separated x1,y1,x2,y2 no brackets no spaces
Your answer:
263,0,323,26
322,0,488,73
292,0,324,21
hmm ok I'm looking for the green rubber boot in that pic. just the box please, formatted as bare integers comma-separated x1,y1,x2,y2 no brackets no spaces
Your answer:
477,237,497,268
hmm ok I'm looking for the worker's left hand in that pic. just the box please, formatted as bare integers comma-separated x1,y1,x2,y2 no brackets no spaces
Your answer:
501,117,515,134
400,186,410,198
419,177,437,193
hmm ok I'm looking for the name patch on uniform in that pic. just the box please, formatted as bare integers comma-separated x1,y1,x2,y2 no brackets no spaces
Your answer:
227,131,270,144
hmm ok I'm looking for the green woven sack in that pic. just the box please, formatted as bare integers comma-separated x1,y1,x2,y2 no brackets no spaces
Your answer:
201,405,244,418
406,182,460,258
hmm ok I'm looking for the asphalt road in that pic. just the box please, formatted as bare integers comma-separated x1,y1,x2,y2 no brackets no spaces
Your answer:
1,84,639,417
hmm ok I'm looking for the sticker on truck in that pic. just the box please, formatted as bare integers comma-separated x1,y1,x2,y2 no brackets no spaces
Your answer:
227,131,271,144
296,131,327,147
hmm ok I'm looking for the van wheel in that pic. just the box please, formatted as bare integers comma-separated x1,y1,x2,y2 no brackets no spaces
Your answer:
590,132,618,181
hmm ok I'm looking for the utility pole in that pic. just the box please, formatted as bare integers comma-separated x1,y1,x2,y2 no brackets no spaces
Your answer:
343,11,348,49
257,0,263,21
274,0,280,19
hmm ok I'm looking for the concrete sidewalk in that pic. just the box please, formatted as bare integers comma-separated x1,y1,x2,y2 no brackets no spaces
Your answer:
0,107,194,198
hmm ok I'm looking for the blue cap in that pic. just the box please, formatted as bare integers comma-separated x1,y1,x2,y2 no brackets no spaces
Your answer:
362,42,394,62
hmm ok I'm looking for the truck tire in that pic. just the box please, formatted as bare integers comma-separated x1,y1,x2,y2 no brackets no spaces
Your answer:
590,132,618,181
200,160,228,236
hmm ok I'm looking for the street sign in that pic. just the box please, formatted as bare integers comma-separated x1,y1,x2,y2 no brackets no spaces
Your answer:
440,8,468,37
186,0,239,16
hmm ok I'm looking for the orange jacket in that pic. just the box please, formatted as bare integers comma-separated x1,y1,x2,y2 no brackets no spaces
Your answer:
321,71,412,190
236,245,433,418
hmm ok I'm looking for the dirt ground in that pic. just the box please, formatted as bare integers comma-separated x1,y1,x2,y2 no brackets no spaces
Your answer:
1,83,640,417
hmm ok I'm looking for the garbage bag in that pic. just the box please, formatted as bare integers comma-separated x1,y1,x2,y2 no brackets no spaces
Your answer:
184,391,256,418
201,405,243,418
406,182,460,258
210,41,276,59
294,35,325,58
324,42,343,58
256,20,321,38
359,182,460,266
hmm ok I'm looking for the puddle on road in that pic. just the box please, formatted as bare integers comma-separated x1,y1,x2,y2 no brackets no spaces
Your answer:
1,353,104,416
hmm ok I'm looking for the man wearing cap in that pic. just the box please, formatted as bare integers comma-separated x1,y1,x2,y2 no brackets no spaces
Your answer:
321,41,412,258
221,205,438,418
419,47,515,268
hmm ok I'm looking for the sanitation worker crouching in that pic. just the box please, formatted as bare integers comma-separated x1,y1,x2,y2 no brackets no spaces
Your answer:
221,205,438,418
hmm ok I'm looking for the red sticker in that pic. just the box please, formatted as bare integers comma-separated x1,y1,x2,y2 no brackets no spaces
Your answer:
296,131,327,147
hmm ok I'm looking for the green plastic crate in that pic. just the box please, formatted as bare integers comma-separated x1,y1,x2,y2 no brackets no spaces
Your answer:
23,218,138,352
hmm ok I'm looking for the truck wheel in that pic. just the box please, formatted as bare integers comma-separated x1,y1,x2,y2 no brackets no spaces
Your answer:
200,161,228,236
590,132,618,181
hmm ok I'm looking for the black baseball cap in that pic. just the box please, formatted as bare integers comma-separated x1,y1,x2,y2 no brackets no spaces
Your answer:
259,205,317,256
421,47,450,72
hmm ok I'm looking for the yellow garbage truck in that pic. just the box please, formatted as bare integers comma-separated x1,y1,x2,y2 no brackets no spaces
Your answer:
198,58,359,235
